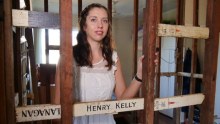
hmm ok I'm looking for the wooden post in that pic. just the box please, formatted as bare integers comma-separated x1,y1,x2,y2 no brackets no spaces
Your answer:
78,0,82,19
188,0,199,123
154,0,162,124
174,0,185,123
4,0,16,123
132,0,138,77
45,0,49,64
132,0,139,123
142,0,161,123
0,11,7,124
24,0,40,104
200,0,220,123
59,0,73,123
108,0,112,23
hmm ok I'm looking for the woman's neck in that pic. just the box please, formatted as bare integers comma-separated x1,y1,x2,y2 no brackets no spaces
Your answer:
89,41,103,63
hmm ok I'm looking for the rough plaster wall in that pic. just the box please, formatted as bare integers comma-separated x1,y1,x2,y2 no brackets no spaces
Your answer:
163,9,176,21
112,17,133,85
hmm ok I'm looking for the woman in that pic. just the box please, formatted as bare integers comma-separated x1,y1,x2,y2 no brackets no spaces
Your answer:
55,3,153,124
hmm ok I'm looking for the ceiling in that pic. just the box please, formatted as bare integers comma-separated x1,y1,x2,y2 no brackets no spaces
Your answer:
32,0,176,18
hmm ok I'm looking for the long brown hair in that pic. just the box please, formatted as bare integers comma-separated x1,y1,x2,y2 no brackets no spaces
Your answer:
73,3,113,69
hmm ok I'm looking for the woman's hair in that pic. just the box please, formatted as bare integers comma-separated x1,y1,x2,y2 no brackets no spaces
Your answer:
73,3,113,70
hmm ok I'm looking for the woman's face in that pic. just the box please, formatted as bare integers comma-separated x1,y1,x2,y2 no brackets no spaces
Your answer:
84,7,109,43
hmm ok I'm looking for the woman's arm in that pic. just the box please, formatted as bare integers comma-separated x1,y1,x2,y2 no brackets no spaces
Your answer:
114,56,144,100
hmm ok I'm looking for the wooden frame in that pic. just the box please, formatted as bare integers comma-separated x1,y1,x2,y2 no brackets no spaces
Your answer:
5,0,219,124
15,94,204,122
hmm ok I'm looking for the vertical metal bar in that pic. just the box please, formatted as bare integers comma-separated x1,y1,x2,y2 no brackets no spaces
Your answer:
4,0,16,123
174,0,185,123
200,0,220,123
142,0,161,123
60,0,73,123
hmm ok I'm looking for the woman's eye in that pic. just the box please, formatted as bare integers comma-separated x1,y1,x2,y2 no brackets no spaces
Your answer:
103,19,108,23
91,18,96,22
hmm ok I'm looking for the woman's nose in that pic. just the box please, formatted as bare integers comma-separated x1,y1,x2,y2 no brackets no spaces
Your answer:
97,21,103,28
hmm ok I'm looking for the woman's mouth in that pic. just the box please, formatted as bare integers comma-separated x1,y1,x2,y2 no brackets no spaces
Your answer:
95,31,103,35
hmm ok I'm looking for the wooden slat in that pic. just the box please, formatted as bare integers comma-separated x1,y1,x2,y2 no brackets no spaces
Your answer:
74,98,144,117
12,9,59,28
178,72,203,78
16,94,204,122
157,24,209,39
160,72,203,78
16,104,61,122
154,94,204,111
59,0,73,123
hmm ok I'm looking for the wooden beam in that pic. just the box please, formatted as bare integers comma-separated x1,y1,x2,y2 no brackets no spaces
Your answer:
12,9,59,28
188,0,199,122
108,0,112,23
78,0,82,19
174,1,185,123
15,94,205,122
132,0,138,77
0,21,7,124
142,0,161,123
158,24,209,39
200,0,220,123
4,0,16,123
25,28,39,104
59,0,73,123
45,0,49,64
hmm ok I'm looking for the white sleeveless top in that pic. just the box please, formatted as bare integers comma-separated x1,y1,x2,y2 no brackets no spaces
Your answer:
73,51,118,124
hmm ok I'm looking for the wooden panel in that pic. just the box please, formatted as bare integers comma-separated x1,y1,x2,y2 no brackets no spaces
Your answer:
12,9,59,28
16,94,204,122
158,24,209,39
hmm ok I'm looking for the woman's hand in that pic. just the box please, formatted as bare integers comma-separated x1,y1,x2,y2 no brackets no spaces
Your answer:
136,55,144,79
136,52,159,79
